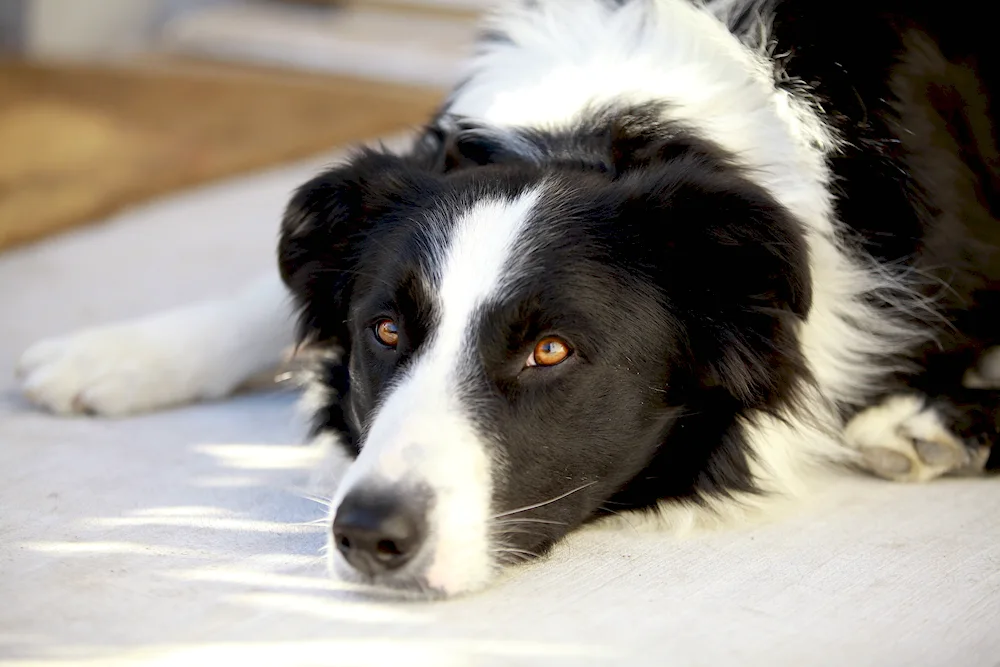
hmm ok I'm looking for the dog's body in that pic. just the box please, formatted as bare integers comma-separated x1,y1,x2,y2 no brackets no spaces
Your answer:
17,0,1000,597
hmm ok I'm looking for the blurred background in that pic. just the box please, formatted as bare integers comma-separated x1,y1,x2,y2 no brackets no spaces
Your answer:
0,0,491,251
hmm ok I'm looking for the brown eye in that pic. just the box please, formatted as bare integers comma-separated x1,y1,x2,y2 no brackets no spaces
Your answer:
527,336,571,367
374,319,399,348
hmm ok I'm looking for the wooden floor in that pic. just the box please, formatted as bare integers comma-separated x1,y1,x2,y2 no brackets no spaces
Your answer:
0,60,444,251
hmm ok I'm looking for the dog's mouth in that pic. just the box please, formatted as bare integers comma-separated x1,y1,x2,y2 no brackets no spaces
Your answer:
325,524,558,599
323,479,596,597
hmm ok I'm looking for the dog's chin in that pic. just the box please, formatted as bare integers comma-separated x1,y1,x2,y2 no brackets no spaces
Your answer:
324,534,498,600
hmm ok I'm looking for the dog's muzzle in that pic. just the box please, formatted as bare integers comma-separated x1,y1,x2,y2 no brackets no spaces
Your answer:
332,486,430,577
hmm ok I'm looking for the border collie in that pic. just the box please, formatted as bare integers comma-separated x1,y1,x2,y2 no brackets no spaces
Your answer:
16,0,1000,597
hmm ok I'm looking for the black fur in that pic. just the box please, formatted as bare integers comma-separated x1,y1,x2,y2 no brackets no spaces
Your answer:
767,0,1000,456
282,108,812,551
279,0,1000,563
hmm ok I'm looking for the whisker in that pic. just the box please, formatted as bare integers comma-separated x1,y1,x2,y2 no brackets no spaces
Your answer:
493,518,567,526
492,547,542,559
297,492,334,508
491,528,548,539
492,480,597,519
598,505,640,535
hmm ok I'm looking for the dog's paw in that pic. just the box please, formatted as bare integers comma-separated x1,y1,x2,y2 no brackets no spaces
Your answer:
16,318,222,417
843,394,989,482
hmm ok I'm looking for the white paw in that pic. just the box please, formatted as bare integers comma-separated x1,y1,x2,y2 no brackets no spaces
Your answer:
16,310,235,416
18,326,192,416
843,394,988,482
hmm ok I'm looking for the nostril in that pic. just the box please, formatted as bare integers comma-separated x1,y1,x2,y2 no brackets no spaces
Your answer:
375,539,402,560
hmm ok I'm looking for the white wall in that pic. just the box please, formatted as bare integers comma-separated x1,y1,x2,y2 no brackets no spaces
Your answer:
25,0,234,58
361,0,495,7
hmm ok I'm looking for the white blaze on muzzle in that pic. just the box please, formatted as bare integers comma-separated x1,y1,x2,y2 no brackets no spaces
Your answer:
329,188,543,595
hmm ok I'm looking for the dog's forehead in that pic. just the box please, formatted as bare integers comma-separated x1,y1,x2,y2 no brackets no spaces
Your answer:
360,179,624,343
427,188,543,311
354,184,547,324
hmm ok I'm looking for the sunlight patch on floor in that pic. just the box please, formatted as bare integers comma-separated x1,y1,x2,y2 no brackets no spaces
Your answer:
229,591,433,624
1,638,613,667
164,567,344,592
133,506,232,517
194,443,326,471
22,541,223,559
85,516,326,533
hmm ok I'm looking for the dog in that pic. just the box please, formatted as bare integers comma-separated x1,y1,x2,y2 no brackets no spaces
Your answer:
16,0,1000,597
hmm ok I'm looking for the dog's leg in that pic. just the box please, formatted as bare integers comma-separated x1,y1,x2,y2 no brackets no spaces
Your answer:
15,273,296,416
844,388,999,482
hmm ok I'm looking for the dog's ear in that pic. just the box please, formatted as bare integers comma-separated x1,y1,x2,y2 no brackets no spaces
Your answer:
444,124,542,169
409,118,543,171
427,110,740,176
612,163,812,409
278,149,428,348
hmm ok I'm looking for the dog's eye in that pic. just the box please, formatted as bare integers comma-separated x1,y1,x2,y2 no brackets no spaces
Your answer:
373,319,399,348
527,336,572,367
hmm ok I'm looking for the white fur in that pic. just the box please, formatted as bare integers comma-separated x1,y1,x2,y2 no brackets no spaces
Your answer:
328,190,542,596
446,0,929,532
16,0,941,591
16,274,295,416
843,394,989,482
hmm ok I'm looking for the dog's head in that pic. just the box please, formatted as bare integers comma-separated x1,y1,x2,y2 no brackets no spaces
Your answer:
278,111,811,597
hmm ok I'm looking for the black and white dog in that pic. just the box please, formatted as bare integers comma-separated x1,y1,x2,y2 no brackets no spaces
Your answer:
17,0,1000,597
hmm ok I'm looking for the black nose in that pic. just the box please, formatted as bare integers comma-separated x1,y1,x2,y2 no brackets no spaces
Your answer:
332,488,427,577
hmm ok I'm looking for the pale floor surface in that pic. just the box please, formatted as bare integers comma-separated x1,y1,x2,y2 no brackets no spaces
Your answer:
1,151,999,667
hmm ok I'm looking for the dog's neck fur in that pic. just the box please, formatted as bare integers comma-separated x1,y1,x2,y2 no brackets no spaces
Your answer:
446,0,834,235
443,0,924,527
